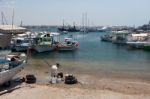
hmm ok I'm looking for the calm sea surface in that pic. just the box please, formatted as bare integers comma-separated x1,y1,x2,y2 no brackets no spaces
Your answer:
30,31,150,79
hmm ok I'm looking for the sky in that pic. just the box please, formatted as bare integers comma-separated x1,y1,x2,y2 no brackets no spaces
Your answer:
0,0,150,26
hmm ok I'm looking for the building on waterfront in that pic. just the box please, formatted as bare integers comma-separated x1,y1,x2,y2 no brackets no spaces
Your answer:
0,25,27,49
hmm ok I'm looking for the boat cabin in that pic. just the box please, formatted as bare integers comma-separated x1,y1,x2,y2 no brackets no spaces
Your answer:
127,33,149,42
34,33,54,45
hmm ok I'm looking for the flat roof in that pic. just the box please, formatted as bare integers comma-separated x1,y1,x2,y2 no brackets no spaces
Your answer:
132,33,148,37
0,25,27,34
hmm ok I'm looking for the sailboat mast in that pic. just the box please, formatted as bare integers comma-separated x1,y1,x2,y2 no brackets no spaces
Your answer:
11,9,15,34
82,13,84,30
1,12,4,25
82,12,88,33
20,20,23,26
63,19,64,27
85,12,87,28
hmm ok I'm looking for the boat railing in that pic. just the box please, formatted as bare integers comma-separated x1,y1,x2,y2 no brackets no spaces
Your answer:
0,59,24,72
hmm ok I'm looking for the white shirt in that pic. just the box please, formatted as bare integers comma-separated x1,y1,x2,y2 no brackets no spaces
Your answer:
51,76,57,84
51,65,58,76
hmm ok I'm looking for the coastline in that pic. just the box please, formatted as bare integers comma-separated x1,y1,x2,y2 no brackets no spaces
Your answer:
20,68,150,95
1,62,150,99
1,84,150,99
1,56,150,98
1,77,150,99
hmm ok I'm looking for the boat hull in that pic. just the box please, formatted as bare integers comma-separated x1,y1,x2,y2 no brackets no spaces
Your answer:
58,46,78,51
112,39,127,44
0,62,25,85
143,45,150,51
34,45,55,52
101,36,112,42
126,42,147,49
12,46,28,52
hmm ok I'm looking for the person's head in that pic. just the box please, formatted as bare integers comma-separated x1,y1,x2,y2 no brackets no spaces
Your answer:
56,63,60,68
11,57,16,61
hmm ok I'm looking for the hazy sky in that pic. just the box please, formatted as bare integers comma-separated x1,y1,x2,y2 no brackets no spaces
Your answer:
0,0,150,26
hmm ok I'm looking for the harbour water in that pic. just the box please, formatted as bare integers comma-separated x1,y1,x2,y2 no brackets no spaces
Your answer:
28,31,150,80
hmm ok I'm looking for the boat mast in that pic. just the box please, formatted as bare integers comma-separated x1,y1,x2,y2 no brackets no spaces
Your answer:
85,12,87,31
63,19,64,28
1,12,4,25
2,12,8,25
1,12,8,25
82,13,84,33
82,12,88,33
85,12,88,33
11,8,15,35
73,22,76,28
20,20,23,26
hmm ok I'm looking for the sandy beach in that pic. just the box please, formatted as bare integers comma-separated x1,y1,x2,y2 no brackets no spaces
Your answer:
1,58,150,99
1,66,150,99
1,82,150,99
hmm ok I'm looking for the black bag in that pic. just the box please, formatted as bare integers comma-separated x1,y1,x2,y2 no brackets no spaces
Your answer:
26,74,36,84
57,72,63,78
65,75,77,84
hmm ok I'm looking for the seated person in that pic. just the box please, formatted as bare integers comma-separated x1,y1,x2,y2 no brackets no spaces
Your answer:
9,57,19,68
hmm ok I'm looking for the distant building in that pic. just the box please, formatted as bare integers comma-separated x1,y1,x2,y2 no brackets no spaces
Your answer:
0,25,27,49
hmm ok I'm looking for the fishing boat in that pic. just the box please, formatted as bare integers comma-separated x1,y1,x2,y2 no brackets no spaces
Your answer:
10,32,37,52
0,52,26,86
101,34,113,42
56,38,79,51
11,37,30,52
111,30,130,44
33,33,56,52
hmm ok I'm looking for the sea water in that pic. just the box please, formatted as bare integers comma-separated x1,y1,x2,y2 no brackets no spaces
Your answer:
30,31,150,80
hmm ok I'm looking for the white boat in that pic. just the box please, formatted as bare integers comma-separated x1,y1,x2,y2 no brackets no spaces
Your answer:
33,33,56,52
11,37,30,52
11,32,39,52
56,38,79,51
101,34,113,42
111,30,130,44
126,41,147,49
0,52,26,86
34,44,55,53
126,33,149,49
